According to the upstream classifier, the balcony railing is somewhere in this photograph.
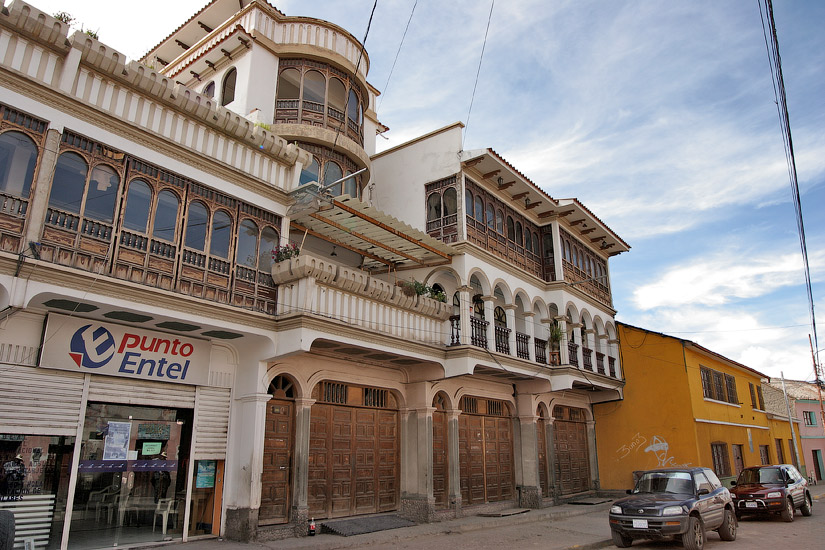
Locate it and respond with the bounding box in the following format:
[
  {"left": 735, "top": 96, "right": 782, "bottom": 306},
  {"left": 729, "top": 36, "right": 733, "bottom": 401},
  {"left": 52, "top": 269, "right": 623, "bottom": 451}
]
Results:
[
  {"left": 449, "top": 315, "right": 461, "bottom": 346},
  {"left": 495, "top": 326, "right": 511, "bottom": 354},
  {"left": 596, "top": 352, "right": 605, "bottom": 375},
  {"left": 513, "top": 332, "right": 528, "bottom": 360},
  {"left": 582, "top": 347, "right": 593, "bottom": 371},
  {"left": 535, "top": 338, "right": 547, "bottom": 364},
  {"left": 470, "top": 317, "right": 489, "bottom": 348},
  {"left": 568, "top": 342, "right": 579, "bottom": 367},
  {"left": 609, "top": 356, "right": 617, "bottom": 378}
]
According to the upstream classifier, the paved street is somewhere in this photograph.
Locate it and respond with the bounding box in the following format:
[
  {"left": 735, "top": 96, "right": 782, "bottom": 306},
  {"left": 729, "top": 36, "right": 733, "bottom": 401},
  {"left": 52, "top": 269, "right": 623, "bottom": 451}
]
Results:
[{"left": 171, "top": 484, "right": 825, "bottom": 550}]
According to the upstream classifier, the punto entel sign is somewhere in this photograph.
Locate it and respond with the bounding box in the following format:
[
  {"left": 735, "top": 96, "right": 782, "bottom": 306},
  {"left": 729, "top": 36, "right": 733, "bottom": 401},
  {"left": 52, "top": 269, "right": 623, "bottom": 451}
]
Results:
[{"left": 40, "top": 313, "right": 210, "bottom": 385}]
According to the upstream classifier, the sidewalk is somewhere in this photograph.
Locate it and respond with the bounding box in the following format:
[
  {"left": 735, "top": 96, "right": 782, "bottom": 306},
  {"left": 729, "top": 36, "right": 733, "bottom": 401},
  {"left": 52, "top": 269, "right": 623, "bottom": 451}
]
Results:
[{"left": 170, "top": 483, "right": 825, "bottom": 550}]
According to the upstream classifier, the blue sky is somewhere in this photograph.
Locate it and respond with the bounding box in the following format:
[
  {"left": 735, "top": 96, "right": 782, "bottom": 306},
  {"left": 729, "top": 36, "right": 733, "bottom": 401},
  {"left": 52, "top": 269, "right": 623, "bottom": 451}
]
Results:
[{"left": 26, "top": 0, "right": 825, "bottom": 382}]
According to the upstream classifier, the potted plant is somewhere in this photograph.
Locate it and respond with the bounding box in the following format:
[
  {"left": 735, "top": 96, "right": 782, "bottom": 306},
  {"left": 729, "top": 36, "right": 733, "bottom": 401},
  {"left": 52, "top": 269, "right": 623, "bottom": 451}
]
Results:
[{"left": 548, "top": 323, "right": 564, "bottom": 350}]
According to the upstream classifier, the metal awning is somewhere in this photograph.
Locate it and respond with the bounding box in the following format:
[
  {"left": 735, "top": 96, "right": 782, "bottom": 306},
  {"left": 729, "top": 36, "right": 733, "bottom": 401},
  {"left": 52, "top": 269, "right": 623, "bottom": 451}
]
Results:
[{"left": 289, "top": 192, "right": 454, "bottom": 270}]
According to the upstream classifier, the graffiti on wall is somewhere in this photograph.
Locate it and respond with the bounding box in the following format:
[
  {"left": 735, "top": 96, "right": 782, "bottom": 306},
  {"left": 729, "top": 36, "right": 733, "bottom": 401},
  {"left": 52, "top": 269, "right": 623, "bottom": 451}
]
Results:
[{"left": 616, "top": 433, "right": 691, "bottom": 467}]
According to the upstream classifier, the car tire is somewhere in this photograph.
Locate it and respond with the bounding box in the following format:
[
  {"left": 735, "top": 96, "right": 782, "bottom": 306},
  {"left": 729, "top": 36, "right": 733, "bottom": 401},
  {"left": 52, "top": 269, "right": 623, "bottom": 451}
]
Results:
[
  {"left": 681, "top": 515, "right": 704, "bottom": 550},
  {"left": 780, "top": 497, "right": 795, "bottom": 522},
  {"left": 611, "top": 530, "right": 633, "bottom": 548},
  {"left": 800, "top": 494, "right": 813, "bottom": 517},
  {"left": 717, "top": 508, "right": 737, "bottom": 541}
]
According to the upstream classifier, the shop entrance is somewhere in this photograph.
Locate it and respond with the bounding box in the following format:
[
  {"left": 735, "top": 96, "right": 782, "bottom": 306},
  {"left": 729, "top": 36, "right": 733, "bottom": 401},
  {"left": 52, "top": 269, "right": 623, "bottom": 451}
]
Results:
[
  {"left": 458, "top": 396, "right": 514, "bottom": 506},
  {"left": 553, "top": 405, "right": 590, "bottom": 496},
  {"left": 68, "top": 403, "right": 192, "bottom": 549}
]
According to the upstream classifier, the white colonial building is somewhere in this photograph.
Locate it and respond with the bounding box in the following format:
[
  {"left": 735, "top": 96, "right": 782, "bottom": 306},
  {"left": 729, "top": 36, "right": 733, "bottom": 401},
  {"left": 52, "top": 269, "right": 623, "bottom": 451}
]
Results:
[{"left": 0, "top": 0, "right": 628, "bottom": 547}]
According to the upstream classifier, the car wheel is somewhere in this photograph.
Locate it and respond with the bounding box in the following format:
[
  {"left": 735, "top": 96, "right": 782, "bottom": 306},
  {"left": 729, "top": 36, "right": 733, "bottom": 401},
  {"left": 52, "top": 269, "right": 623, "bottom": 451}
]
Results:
[
  {"left": 800, "top": 494, "right": 813, "bottom": 517},
  {"left": 611, "top": 530, "right": 633, "bottom": 548},
  {"left": 780, "top": 497, "right": 795, "bottom": 522},
  {"left": 681, "top": 515, "right": 704, "bottom": 550},
  {"left": 717, "top": 508, "right": 737, "bottom": 541}
]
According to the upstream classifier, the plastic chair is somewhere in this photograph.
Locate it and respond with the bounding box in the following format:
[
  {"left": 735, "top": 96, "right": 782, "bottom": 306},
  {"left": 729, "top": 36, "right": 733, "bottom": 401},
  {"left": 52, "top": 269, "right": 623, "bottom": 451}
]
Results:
[{"left": 152, "top": 498, "right": 178, "bottom": 535}]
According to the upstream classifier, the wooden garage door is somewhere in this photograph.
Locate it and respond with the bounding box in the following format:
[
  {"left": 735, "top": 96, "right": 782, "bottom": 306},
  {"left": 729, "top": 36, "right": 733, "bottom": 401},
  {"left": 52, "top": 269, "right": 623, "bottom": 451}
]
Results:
[
  {"left": 459, "top": 396, "right": 514, "bottom": 506},
  {"left": 308, "top": 382, "right": 399, "bottom": 518},
  {"left": 553, "top": 405, "right": 590, "bottom": 495},
  {"left": 259, "top": 399, "right": 293, "bottom": 524},
  {"left": 433, "top": 396, "right": 449, "bottom": 509}
]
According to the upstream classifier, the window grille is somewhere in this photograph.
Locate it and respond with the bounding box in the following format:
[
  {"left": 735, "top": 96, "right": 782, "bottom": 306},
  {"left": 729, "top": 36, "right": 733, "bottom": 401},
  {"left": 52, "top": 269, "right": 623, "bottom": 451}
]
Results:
[
  {"left": 487, "top": 400, "right": 503, "bottom": 416},
  {"left": 724, "top": 374, "right": 738, "bottom": 404},
  {"left": 1, "top": 103, "right": 48, "bottom": 133},
  {"left": 322, "top": 382, "right": 347, "bottom": 404},
  {"left": 364, "top": 387, "right": 387, "bottom": 408},
  {"left": 462, "top": 396, "right": 478, "bottom": 414}
]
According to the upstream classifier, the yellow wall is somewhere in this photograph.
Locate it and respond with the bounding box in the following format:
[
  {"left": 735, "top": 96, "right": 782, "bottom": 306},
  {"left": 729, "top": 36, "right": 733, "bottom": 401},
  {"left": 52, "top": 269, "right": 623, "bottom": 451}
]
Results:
[{"left": 768, "top": 416, "right": 806, "bottom": 473}]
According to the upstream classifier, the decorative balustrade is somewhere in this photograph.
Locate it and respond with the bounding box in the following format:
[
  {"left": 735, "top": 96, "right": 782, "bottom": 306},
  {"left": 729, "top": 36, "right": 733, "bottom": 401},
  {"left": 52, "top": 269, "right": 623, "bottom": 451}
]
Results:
[
  {"left": 449, "top": 315, "right": 461, "bottom": 346},
  {"left": 495, "top": 326, "right": 511, "bottom": 354},
  {"left": 596, "top": 352, "right": 605, "bottom": 375},
  {"left": 582, "top": 347, "right": 593, "bottom": 371},
  {"left": 534, "top": 338, "right": 547, "bottom": 364},
  {"left": 272, "top": 253, "right": 451, "bottom": 346},
  {"left": 516, "top": 332, "right": 530, "bottom": 360},
  {"left": 568, "top": 341, "right": 579, "bottom": 367}
]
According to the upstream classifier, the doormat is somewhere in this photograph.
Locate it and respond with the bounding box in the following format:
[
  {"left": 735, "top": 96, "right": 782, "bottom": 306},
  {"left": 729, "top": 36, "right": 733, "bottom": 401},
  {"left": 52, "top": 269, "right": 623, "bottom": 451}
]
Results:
[
  {"left": 321, "top": 515, "right": 416, "bottom": 537},
  {"left": 568, "top": 497, "right": 612, "bottom": 505},
  {"left": 478, "top": 508, "right": 529, "bottom": 517}
]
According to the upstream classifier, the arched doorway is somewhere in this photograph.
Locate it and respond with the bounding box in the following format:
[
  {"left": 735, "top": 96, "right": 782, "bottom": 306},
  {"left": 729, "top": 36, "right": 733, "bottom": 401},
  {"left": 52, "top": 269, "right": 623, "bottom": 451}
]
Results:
[
  {"left": 553, "top": 405, "right": 590, "bottom": 495},
  {"left": 259, "top": 375, "right": 295, "bottom": 524},
  {"left": 458, "top": 396, "right": 514, "bottom": 505}
]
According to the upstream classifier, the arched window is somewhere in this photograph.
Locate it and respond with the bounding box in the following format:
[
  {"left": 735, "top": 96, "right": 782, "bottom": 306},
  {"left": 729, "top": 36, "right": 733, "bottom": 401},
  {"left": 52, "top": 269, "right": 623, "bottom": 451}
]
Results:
[
  {"left": 347, "top": 89, "right": 360, "bottom": 123},
  {"left": 496, "top": 209, "right": 504, "bottom": 234},
  {"left": 202, "top": 81, "right": 215, "bottom": 99},
  {"left": 123, "top": 180, "right": 152, "bottom": 232},
  {"left": 464, "top": 190, "right": 474, "bottom": 218},
  {"left": 473, "top": 196, "right": 483, "bottom": 222},
  {"left": 524, "top": 229, "right": 532, "bottom": 252},
  {"left": 300, "top": 157, "right": 319, "bottom": 186},
  {"left": 564, "top": 240, "right": 571, "bottom": 261},
  {"left": 343, "top": 170, "right": 357, "bottom": 197},
  {"left": 507, "top": 216, "right": 515, "bottom": 241},
  {"left": 532, "top": 232, "right": 540, "bottom": 255},
  {"left": 210, "top": 210, "right": 232, "bottom": 258},
  {"left": 427, "top": 193, "right": 442, "bottom": 221},
  {"left": 515, "top": 221, "right": 523, "bottom": 246},
  {"left": 152, "top": 190, "right": 179, "bottom": 242},
  {"left": 185, "top": 201, "right": 208, "bottom": 251},
  {"left": 84, "top": 164, "right": 120, "bottom": 222},
  {"left": 473, "top": 295, "right": 485, "bottom": 319},
  {"left": 49, "top": 152, "right": 88, "bottom": 213},
  {"left": 485, "top": 203, "right": 494, "bottom": 228},
  {"left": 277, "top": 68, "right": 300, "bottom": 100},
  {"left": 572, "top": 246, "right": 578, "bottom": 268},
  {"left": 221, "top": 67, "right": 237, "bottom": 106},
  {"left": 543, "top": 233, "right": 554, "bottom": 257},
  {"left": 258, "top": 226, "right": 279, "bottom": 272},
  {"left": 443, "top": 188, "right": 457, "bottom": 216},
  {"left": 494, "top": 306, "right": 507, "bottom": 328},
  {"left": 303, "top": 70, "right": 325, "bottom": 105},
  {"left": 236, "top": 219, "right": 258, "bottom": 268},
  {"left": 322, "top": 161, "right": 343, "bottom": 194},
  {"left": 452, "top": 292, "right": 461, "bottom": 316},
  {"left": 0, "top": 130, "right": 38, "bottom": 198},
  {"left": 329, "top": 77, "right": 346, "bottom": 116}
]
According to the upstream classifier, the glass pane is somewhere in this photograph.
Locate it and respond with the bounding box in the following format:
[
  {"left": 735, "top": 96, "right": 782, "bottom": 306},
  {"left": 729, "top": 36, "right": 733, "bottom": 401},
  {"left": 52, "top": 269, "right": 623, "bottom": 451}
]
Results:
[
  {"left": 322, "top": 161, "right": 342, "bottom": 195},
  {"left": 347, "top": 89, "right": 359, "bottom": 123},
  {"left": 303, "top": 70, "right": 325, "bottom": 104},
  {"left": 202, "top": 81, "right": 215, "bottom": 99},
  {"left": 221, "top": 68, "right": 236, "bottom": 106},
  {"left": 185, "top": 201, "right": 208, "bottom": 251},
  {"left": 507, "top": 217, "right": 515, "bottom": 240},
  {"left": 210, "top": 210, "right": 232, "bottom": 258},
  {"left": 427, "top": 193, "right": 441, "bottom": 221},
  {"left": 515, "top": 222, "right": 523, "bottom": 245},
  {"left": 85, "top": 164, "right": 120, "bottom": 222},
  {"left": 0, "top": 130, "right": 38, "bottom": 198},
  {"left": 473, "top": 197, "right": 483, "bottom": 221},
  {"left": 343, "top": 171, "right": 358, "bottom": 197},
  {"left": 258, "top": 227, "right": 279, "bottom": 272},
  {"left": 525, "top": 230, "right": 532, "bottom": 251},
  {"left": 0, "top": 433, "right": 74, "bottom": 550},
  {"left": 329, "top": 77, "right": 346, "bottom": 112},
  {"left": 236, "top": 219, "right": 258, "bottom": 267},
  {"left": 49, "top": 152, "right": 88, "bottom": 213},
  {"left": 123, "top": 180, "right": 152, "bottom": 233},
  {"left": 277, "top": 68, "right": 300, "bottom": 100},
  {"left": 300, "top": 157, "right": 319, "bottom": 186},
  {"left": 496, "top": 210, "right": 503, "bottom": 234},
  {"left": 443, "top": 188, "right": 457, "bottom": 216},
  {"left": 533, "top": 233, "right": 540, "bottom": 255},
  {"left": 485, "top": 204, "right": 494, "bottom": 228},
  {"left": 68, "top": 403, "right": 192, "bottom": 549},
  {"left": 152, "top": 190, "right": 179, "bottom": 242},
  {"left": 464, "top": 190, "right": 473, "bottom": 218}
]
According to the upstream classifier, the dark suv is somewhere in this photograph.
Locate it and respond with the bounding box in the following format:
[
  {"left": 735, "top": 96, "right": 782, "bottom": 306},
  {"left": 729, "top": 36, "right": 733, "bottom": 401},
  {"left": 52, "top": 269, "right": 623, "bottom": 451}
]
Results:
[
  {"left": 608, "top": 467, "right": 736, "bottom": 549},
  {"left": 730, "top": 464, "right": 812, "bottom": 521}
]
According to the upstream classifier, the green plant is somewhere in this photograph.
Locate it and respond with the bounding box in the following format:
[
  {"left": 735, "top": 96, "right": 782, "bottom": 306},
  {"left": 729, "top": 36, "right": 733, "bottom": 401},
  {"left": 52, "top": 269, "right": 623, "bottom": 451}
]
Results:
[
  {"left": 53, "top": 11, "right": 74, "bottom": 25},
  {"left": 271, "top": 243, "right": 300, "bottom": 263},
  {"left": 84, "top": 28, "right": 99, "bottom": 40},
  {"left": 400, "top": 280, "right": 446, "bottom": 301},
  {"left": 548, "top": 323, "right": 564, "bottom": 349},
  {"left": 429, "top": 289, "right": 446, "bottom": 303}
]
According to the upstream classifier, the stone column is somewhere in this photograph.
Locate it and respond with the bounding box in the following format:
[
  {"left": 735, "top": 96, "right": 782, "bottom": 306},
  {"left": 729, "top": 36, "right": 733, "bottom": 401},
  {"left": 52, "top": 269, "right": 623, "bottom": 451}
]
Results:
[
  {"left": 482, "top": 295, "right": 495, "bottom": 351},
  {"left": 290, "top": 397, "right": 315, "bottom": 533},
  {"left": 514, "top": 393, "right": 540, "bottom": 508},
  {"left": 225, "top": 392, "right": 271, "bottom": 542},
  {"left": 400, "top": 405, "right": 436, "bottom": 523},
  {"left": 504, "top": 304, "right": 517, "bottom": 357},
  {"left": 447, "top": 408, "right": 462, "bottom": 513},
  {"left": 546, "top": 417, "right": 560, "bottom": 504},
  {"left": 587, "top": 420, "right": 600, "bottom": 491},
  {"left": 523, "top": 311, "right": 536, "bottom": 361},
  {"left": 555, "top": 316, "right": 569, "bottom": 365},
  {"left": 458, "top": 285, "right": 473, "bottom": 346},
  {"left": 24, "top": 128, "right": 61, "bottom": 247}
]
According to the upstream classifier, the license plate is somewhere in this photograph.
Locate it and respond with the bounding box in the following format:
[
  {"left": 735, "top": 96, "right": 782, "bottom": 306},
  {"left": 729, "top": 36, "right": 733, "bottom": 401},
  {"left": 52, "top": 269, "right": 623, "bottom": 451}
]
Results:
[
  {"left": 632, "top": 519, "right": 649, "bottom": 529},
  {"left": 745, "top": 502, "right": 757, "bottom": 508}
]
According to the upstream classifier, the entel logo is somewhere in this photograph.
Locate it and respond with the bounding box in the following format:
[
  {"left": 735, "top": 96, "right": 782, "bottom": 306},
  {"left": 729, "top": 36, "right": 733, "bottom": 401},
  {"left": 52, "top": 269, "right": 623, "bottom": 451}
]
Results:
[{"left": 69, "top": 324, "right": 116, "bottom": 369}]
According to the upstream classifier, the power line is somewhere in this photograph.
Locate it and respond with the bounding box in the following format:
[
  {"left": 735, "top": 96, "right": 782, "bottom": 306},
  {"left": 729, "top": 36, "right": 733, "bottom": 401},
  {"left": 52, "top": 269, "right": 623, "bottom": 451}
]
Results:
[
  {"left": 463, "top": 0, "right": 495, "bottom": 151},
  {"left": 376, "top": 0, "right": 418, "bottom": 115}
]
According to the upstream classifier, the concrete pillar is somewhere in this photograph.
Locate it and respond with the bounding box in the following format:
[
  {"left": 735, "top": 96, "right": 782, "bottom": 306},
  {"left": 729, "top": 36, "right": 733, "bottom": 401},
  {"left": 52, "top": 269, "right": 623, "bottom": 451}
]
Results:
[
  {"left": 587, "top": 420, "right": 600, "bottom": 490},
  {"left": 524, "top": 311, "right": 536, "bottom": 361},
  {"left": 290, "top": 397, "right": 315, "bottom": 529},
  {"left": 447, "top": 408, "right": 462, "bottom": 512},
  {"left": 24, "top": 128, "right": 61, "bottom": 247},
  {"left": 400, "top": 405, "right": 436, "bottom": 523},
  {"left": 546, "top": 417, "right": 560, "bottom": 504},
  {"left": 458, "top": 285, "right": 473, "bottom": 346},
  {"left": 570, "top": 322, "right": 583, "bottom": 367},
  {"left": 504, "top": 304, "right": 516, "bottom": 356},
  {"left": 482, "top": 295, "right": 494, "bottom": 351},
  {"left": 514, "top": 393, "right": 540, "bottom": 508},
  {"left": 556, "top": 316, "right": 569, "bottom": 365}
]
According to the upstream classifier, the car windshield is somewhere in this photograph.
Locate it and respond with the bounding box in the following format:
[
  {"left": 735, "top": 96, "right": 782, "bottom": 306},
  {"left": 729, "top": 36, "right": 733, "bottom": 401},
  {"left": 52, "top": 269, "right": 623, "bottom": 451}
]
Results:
[
  {"left": 738, "top": 468, "right": 782, "bottom": 485},
  {"left": 634, "top": 471, "right": 694, "bottom": 495}
]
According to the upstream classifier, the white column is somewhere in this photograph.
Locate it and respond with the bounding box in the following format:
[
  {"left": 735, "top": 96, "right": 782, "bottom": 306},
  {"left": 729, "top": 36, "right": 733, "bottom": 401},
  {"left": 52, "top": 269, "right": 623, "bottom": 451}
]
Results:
[{"left": 504, "top": 304, "right": 517, "bottom": 356}]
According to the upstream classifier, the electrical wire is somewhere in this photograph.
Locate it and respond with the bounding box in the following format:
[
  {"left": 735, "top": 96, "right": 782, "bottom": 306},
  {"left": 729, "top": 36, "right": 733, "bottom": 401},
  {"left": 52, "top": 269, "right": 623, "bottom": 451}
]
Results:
[
  {"left": 462, "top": 0, "right": 495, "bottom": 151},
  {"left": 376, "top": 0, "right": 418, "bottom": 115}
]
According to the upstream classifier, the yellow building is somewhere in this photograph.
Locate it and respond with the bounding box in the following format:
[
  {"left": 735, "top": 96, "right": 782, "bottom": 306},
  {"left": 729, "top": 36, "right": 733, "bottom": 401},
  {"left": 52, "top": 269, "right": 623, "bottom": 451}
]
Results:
[{"left": 594, "top": 323, "right": 804, "bottom": 490}]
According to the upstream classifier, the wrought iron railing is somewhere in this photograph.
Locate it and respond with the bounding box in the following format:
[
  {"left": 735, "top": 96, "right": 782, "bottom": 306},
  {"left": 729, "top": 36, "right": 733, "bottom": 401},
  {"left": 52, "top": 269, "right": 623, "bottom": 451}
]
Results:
[
  {"left": 449, "top": 315, "right": 461, "bottom": 346},
  {"left": 568, "top": 341, "right": 579, "bottom": 367},
  {"left": 495, "top": 326, "right": 511, "bottom": 354},
  {"left": 516, "top": 332, "right": 530, "bottom": 360},
  {"left": 470, "top": 317, "right": 488, "bottom": 349},
  {"left": 596, "top": 352, "right": 605, "bottom": 375},
  {"left": 582, "top": 347, "right": 593, "bottom": 371},
  {"left": 534, "top": 338, "right": 547, "bottom": 364}
]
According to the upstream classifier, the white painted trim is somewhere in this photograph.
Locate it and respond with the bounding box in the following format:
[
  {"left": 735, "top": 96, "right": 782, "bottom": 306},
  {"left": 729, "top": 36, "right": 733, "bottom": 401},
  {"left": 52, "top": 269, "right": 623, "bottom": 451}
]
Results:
[{"left": 694, "top": 418, "right": 769, "bottom": 430}]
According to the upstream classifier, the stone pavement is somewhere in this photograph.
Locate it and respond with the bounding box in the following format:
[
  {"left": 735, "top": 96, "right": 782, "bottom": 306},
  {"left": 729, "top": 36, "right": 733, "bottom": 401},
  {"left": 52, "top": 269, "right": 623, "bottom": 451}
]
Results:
[{"left": 166, "top": 482, "right": 825, "bottom": 550}]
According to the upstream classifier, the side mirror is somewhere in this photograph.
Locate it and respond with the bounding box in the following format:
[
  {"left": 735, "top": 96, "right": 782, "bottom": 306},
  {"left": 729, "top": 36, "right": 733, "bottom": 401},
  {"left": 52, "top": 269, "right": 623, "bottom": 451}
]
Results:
[{"left": 697, "top": 488, "right": 710, "bottom": 496}]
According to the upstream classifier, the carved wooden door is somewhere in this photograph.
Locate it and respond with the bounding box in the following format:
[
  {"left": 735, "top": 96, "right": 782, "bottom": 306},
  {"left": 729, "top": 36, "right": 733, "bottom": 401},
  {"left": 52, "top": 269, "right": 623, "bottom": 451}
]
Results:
[{"left": 259, "top": 399, "right": 293, "bottom": 524}]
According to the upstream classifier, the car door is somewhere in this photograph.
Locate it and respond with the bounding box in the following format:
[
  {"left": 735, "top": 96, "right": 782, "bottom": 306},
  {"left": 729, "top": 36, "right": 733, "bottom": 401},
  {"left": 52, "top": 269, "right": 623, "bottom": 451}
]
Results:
[
  {"left": 784, "top": 467, "right": 804, "bottom": 508},
  {"left": 694, "top": 470, "right": 724, "bottom": 529}
]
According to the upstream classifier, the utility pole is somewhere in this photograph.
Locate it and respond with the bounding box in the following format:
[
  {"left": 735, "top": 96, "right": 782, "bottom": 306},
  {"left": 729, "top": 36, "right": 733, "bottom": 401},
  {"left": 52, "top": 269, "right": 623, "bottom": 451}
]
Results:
[
  {"left": 781, "top": 372, "right": 803, "bottom": 470},
  {"left": 810, "top": 335, "right": 825, "bottom": 437}
]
